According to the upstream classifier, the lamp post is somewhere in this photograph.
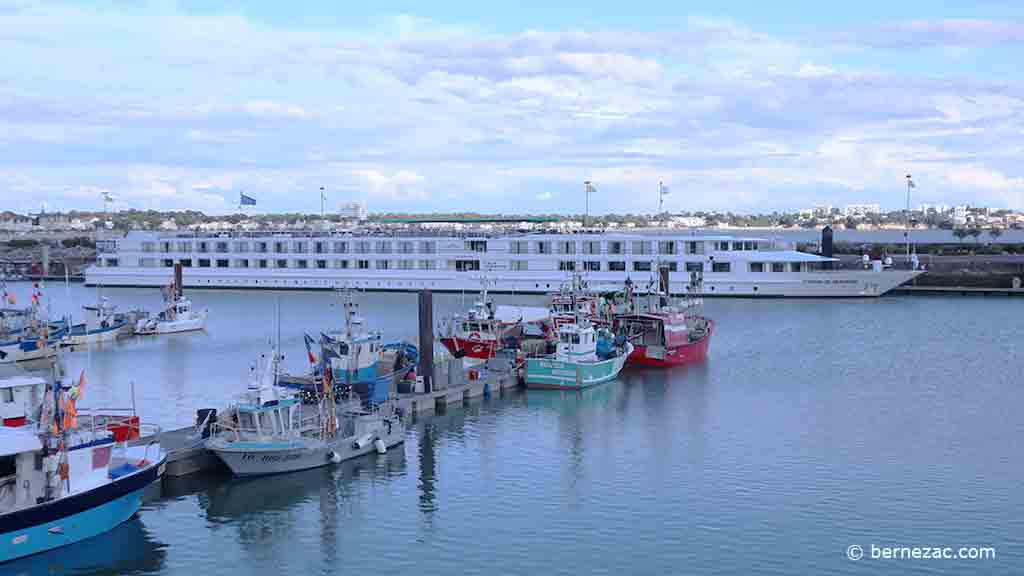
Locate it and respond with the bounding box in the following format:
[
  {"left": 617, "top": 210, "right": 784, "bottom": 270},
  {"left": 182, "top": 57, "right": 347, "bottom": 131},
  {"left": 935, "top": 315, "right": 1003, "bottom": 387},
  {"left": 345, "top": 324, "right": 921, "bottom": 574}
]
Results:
[{"left": 583, "top": 181, "right": 596, "bottom": 228}]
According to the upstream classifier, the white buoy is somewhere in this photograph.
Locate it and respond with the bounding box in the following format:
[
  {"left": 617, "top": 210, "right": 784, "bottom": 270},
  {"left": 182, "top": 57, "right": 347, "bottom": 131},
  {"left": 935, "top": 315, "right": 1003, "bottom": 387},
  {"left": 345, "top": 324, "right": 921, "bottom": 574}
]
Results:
[
  {"left": 374, "top": 438, "right": 387, "bottom": 454},
  {"left": 329, "top": 451, "right": 341, "bottom": 463}
]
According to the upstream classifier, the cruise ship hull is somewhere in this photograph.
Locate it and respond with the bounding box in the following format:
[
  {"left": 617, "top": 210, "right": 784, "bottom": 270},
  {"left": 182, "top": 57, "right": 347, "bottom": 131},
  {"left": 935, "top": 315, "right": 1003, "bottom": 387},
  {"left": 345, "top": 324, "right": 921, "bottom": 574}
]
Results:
[{"left": 86, "top": 268, "right": 921, "bottom": 298}]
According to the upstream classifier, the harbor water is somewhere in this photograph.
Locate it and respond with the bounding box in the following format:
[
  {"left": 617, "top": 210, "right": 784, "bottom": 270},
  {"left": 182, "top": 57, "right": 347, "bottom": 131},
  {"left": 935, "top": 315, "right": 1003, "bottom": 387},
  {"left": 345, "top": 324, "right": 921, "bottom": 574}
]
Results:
[{"left": 3, "top": 283, "right": 1022, "bottom": 575}]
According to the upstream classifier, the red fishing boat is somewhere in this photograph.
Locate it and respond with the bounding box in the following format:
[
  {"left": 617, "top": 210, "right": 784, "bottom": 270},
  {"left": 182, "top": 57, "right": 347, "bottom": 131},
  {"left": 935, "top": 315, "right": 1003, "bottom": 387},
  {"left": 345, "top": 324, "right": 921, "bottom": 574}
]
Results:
[
  {"left": 612, "top": 269, "right": 713, "bottom": 367},
  {"left": 439, "top": 282, "right": 551, "bottom": 360}
]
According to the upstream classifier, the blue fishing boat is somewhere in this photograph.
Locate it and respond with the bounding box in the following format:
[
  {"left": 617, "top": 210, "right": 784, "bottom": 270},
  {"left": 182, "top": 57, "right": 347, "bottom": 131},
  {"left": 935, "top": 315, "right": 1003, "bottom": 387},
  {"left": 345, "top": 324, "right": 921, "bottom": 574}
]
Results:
[
  {"left": 524, "top": 320, "right": 632, "bottom": 390},
  {"left": 278, "top": 290, "right": 418, "bottom": 404},
  {"left": 66, "top": 298, "right": 128, "bottom": 345},
  {"left": 0, "top": 377, "right": 166, "bottom": 563},
  {"left": 0, "top": 297, "right": 67, "bottom": 364}
]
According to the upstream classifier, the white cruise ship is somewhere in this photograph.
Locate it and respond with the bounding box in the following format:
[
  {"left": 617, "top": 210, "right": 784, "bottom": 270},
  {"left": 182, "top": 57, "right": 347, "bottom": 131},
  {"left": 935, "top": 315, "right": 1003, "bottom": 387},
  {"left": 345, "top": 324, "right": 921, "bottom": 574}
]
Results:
[{"left": 85, "top": 230, "right": 920, "bottom": 297}]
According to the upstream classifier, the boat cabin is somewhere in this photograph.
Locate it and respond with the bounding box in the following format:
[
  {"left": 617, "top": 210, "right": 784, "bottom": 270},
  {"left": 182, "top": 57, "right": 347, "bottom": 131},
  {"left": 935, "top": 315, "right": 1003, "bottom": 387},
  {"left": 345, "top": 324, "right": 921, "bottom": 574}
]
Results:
[
  {"left": 0, "top": 375, "right": 45, "bottom": 427},
  {"left": 555, "top": 322, "right": 598, "bottom": 362}
]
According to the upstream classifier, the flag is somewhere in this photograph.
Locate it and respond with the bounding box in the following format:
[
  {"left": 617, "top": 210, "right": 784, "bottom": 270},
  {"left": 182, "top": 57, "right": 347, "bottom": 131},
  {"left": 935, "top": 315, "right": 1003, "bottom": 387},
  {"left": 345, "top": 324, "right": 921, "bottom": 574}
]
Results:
[
  {"left": 906, "top": 175, "right": 916, "bottom": 188},
  {"left": 584, "top": 181, "right": 596, "bottom": 194},
  {"left": 62, "top": 396, "right": 77, "bottom": 430},
  {"left": 303, "top": 333, "right": 318, "bottom": 365},
  {"left": 240, "top": 192, "right": 256, "bottom": 206},
  {"left": 320, "top": 186, "right": 327, "bottom": 201},
  {"left": 659, "top": 182, "right": 670, "bottom": 195}
]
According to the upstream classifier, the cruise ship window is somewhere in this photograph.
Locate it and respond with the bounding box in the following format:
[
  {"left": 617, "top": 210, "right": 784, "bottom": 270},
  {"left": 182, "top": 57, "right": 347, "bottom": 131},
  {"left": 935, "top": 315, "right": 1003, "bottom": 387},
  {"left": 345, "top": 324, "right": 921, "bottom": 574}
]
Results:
[
  {"left": 216, "top": 242, "right": 228, "bottom": 253},
  {"left": 536, "top": 241, "right": 551, "bottom": 254},
  {"left": 163, "top": 259, "right": 174, "bottom": 267},
  {"left": 297, "top": 260, "right": 309, "bottom": 269},
  {"left": 179, "top": 242, "right": 192, "bottom": 252},
  {"left": 791, "top": 263, "right": 802, "bottom": 272},
  {"left": 744, "top": 241, "right": 754, "bottom": 250},
  {"left": 559, "top": 261, "right": 576, "bottom": 271},
  {"left": 608, "top": 242, "right": 622, "bottom": 255},
  {"left": 199, "top": 259, "right": 211, "bottom": 268},
  {"left": 357, "top": 260, "right": 369, "bottom": 269},
  {"left": 685, "top": 262, "right": 703, "bottom": 272},
  {"left": 750, "top": 262, "right": 765, "bottom": 272},
  {"left": 317, "top": 260, "right": 327, "bottom": 269},
  {"left": 256, "top": 242, "right": 268, "bottom": 253},
  {"left": 665, "top": 262, "right": 678, "bottom": 272},
  {"left": 236, "top": 260, "right": 249, "bottom": 268},
  {"left": 258, "top": 260, "right": 268, "bottom": 269},
  {"left": 315, "top": 242, "right": 325, "bottom": 254},
  {"left": 584, "top": 261, "right": 600, "bottom": 271},
  {"left": 276, "top": 259, "right": 287, "bottom": 268},
  {"left": 181, "top": 259, "right": 192, "bottom": 267},
  {"left": 198, "top": 242, "right": 208, "bottom": 253},
  {"left": 334, "top": 241, "right": 348, "bottom": 254},
  {"left": 216, "top": 259, "right": 229, "bottom": 268},
  {"left": 609, "top": 261, "right": 626, "bottom": 272},
  {"left": 712, "top": 262, "right": 731, "bottom": 272},
  {"left": 771, "top": 262, "right": 785, "bottom": 272},
  {"left": 633, "top": 261, "right": 652, "bottom": 272}
]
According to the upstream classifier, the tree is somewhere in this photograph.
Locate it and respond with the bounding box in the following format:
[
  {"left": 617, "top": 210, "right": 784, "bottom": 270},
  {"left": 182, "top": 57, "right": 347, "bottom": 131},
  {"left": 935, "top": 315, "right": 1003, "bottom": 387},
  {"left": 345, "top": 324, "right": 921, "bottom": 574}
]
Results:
[
  {"left": 952, "top": 228, "right": 968, "bottom": 243},
  {"left": 967, "top": 227, "right": 982, "bottom": 244},
  {"left": 844, "top": 217, "right": 858, "bottom": 230},
  {"left": 988, "top": 227, "right": 1004, "bottom": 243}
]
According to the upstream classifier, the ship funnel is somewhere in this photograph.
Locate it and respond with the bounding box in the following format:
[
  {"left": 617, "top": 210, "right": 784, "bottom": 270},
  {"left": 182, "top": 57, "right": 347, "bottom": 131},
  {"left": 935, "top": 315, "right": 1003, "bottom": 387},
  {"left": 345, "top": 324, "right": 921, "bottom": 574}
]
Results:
[
  {"left": 658, "top": 265, "right": 671, "bottom": 306},
  {"left": 174, "top": 262, "right": 183, "bottom": 298},
  {"left": 821, "top": 226, "right": 834, "bottom": 270}
]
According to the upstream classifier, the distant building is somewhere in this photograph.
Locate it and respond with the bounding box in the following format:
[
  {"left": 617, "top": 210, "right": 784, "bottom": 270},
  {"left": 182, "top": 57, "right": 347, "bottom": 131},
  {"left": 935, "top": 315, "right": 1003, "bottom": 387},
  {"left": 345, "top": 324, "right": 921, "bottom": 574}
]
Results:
[
  {"left": 671, "top": 216, "right": 707, "bottom": 228},
  {"left": 338, "top": 201, "right": 368, "bottom": 220},
  {"left": 844, "top": 203, "right": 881, "bottom": 218}
]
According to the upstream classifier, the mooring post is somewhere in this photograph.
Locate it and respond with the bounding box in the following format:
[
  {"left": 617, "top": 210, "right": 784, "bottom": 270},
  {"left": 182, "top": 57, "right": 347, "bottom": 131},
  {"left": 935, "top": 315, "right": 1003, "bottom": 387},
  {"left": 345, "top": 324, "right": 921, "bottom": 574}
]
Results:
[{"left": 418, "top": 290, "right": 434, "bottom": 394}]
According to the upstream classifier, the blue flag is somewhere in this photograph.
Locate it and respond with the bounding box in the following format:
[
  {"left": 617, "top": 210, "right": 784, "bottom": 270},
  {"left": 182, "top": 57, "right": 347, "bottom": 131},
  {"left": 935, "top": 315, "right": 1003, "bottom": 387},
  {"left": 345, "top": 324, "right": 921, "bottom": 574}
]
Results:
[{"left": 239, "top": 192, "right": 256, "bottom": 206}]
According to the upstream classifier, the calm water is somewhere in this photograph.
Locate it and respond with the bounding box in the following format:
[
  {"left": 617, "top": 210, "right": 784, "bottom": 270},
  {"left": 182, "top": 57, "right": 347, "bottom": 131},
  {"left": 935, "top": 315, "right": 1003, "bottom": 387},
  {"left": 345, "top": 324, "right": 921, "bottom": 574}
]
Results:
[{"left": 4, "top": 283, "right": 1023, "bottom": 575}]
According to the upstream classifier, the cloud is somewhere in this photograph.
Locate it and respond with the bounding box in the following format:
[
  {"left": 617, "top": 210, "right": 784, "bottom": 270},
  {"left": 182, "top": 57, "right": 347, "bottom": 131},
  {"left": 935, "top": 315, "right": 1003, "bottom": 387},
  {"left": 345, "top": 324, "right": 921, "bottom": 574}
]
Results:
[
  {"left": 348, "top": 169, "right": 428, "bottom": 200},
  {"left": 1, "top": 5, "right": 1023, "bottom": 212},
  {"left": 843, "top": 19, "right": 1024, "bottom": 49}
]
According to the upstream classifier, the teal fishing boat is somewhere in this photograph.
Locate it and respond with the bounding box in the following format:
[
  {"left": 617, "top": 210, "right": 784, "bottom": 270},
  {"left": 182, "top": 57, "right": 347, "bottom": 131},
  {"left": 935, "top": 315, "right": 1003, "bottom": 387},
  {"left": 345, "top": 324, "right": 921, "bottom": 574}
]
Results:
[{"left": 524, "top": 320, "right": 632, "bottom": 390}]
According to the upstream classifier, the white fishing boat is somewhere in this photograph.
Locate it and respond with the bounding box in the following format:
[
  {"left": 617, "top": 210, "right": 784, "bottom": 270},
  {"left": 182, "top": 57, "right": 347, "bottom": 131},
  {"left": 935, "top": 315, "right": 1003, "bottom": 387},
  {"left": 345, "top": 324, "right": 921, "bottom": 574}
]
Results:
[
  {"left": 134, "top": 263, "right": 207, "bottom": 335},
  {"left": 65, "top": 298, "right": 128, "bottom": 345},
  {"left": 206, "top": 349, "right": 405, "bottom": 477},
  {"left": 0, "top": 373, "right": 165, "bottom": 563}
]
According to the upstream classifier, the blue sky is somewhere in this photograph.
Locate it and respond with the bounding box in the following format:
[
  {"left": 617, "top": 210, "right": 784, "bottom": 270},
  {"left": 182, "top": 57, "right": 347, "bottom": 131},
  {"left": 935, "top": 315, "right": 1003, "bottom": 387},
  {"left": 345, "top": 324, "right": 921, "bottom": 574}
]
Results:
[{"left": 2, "top": 1, "right": 1023, "bottom": 215}]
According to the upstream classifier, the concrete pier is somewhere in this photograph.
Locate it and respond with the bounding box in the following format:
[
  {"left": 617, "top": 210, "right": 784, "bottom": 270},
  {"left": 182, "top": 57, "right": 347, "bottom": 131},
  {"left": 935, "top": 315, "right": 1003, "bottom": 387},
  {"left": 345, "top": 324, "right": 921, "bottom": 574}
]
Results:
[{"left": 145, "top": 290, "right": 526, "bottom": 478}]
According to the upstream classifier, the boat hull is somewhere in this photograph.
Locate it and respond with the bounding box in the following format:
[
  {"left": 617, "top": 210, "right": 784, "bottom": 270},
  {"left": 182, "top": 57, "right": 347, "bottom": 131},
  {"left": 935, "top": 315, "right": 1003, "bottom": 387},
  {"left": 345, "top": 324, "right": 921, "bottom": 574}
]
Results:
[
  {"left": 627, "top": 322, "right": 713, "bottom": 367},
  {"left": 525, "top": 344, "right": 631, "bottom": 390},
  {"left": 439, "top": 336, "right": 498, "bottom": 360},
  {"left": 137, "top": 315, "right": 206, "bottom": 335},
  {"left": 66, "top": 322, "right": 126, "bottom": 345},
  {"left": 0, "top": 340, "right": 58, "bottom": 364},
  {"left": 208, "top": 422, "right": 405, "bottom": 477},
  {"left": 0, "top": 456, "right": 164, "bottom": 563}
]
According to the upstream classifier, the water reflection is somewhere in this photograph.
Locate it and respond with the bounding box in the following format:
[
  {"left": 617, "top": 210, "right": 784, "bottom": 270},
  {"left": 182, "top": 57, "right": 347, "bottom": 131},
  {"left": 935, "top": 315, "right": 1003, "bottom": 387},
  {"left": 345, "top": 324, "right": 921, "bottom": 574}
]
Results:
[{"left": 4, "top": 517, "right": 166, "bottom": 576}]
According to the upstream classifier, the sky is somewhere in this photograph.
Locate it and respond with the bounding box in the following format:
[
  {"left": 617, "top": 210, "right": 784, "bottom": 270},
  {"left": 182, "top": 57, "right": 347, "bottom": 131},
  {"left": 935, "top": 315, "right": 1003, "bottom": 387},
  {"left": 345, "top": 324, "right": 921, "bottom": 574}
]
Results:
[{"left": 2, "top": 1, "right": 1024, "bottom": 215}]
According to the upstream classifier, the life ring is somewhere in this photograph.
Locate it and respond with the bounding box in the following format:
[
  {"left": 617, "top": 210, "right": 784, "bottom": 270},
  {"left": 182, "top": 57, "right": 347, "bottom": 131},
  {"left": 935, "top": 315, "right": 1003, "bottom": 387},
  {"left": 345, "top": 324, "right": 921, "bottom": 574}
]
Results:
[
  {"left": 467, "top": 331, "right": 481, "bottom": 341},
  {"left": 471, "top": 345, "right": 484, "bottom": 354}
]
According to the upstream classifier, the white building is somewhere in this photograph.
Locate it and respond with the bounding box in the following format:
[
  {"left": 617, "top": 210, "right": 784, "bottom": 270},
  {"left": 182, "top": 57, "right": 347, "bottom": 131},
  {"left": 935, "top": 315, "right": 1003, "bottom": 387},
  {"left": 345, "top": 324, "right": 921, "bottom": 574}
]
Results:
[
  {"left": 671, "top": 216, "right": 707, "bottom": 228},
  {"left": 338, "top": 201, "right": 368, "bottom": 220},
  {"left": 844, "top": 203, "right": 881, "bottom": 218}
]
